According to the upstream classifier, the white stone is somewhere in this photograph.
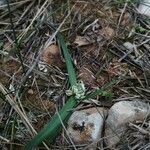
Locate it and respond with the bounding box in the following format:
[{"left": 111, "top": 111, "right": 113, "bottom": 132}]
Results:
[
  {"left": 138, "top": 0, "right": 150, "bottom": 17},
  {"left": 67, "top": 107, "right": 107, "bottom": 144},
  {"left": 9, "top": 84, "right": 15, "bottom": 94},
  {"left": 123, "top": 42, "right": 135, "bottom": 51},
  {"left": 105, "top": 100, "right": 150, "bottom": 147},
  {"left": 38, "top": 61, "right": 46, "bottom": 71}
]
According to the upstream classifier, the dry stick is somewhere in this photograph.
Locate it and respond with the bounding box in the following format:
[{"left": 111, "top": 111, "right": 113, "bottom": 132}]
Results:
[
  {"left": 55, "top": 106, "right": 77, "bottom": 150},
  {"left": 133, "top": 72, "right": 145, "bottom": 88},
  {"left": 16, "top": 3, "right": 76, "bottom": 96},
  {"left": 114, "top": 95, "right": 140, "bottom": 101},
  {"left": 2, "top": 1, "right": 50, "bottom": 51},
  {"left": 0, "top": 135, "right": 10, "bottom": 143},
  {"left": 10, "top": 68, "right": 29, "bottom": 118},
  {"left": 0, "top": 83, "right": 50, "bottom": 150},
  {"left": 34, "top": 78, "right": 52, "bottom": 117},
  {"left": 9, "top": 62, "right": 50, "bottom": 149},
  {"left": 140, "top": 60, "right": 150, "bottom": 87},
  {"left": 83, "top": 19, "right": 99, "bottom": 33},
  {"left": 118, "top": 48, "right": 134, "bottom": 62},
  {"left": 117, "top": 2, "right": 127, "bottom": 31},
  {"left": 0, "top": 29, "right": 27, "bottom": 32},
  {"left": 0, "top": 0, "right": 31, "bottom": 9},
  {"left": 18, "top": 3, "right": 75, "bottom": 148},
  {"left": 1, "top": 3, "right": 75, "bottom": 147},
  {"left": 19, "top": 0, "right": 51, "bottom": 40},
  {"left": 0, "top": 84, "right": 35, "bottom": 135},
  {"left": 129, "top": 123, "right": 150, "bottom": 135},
  {"left": 137, "top": 39, "right": 150, "bottom": 47},
  {"left": 6, "top": 0, "right": 25, "bottom": 73},
  {"left": 44, "top": 4, "right": 76, "bottom": 49},
  {"left": 16, "top": 1, "right": 34, "bottom": 25}
]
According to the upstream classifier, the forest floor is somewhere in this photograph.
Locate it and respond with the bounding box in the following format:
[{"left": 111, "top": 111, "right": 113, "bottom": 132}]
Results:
[{"left": 0, "top": 0, "right": 150, "bottom": 149}]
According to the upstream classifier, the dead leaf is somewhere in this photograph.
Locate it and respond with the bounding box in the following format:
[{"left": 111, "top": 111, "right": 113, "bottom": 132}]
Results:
[
  {"left": 26, "top": 91, "right": 55, "bottom": 112},
  {"left": 121, "top": 12, "right": 132, "bottom": 27},
  {"left": 96, "top": 75, "right": 106, "bottom": 87},
  {"left": 37, "top": 100, "right": 55, "bottom": 112},
  {"left": 100, "top": 26, "right": 115, "bottom": 39},
  {"left": 78, "top": 66, "right": 96, "bottom": 87},
  {"left": 42, "top": 44, "right": 64, "bottom": 68},
  {"left": 106, "top": 59, "right": 128, "bottom": 78},
  {"left": 73, "top": 36, "right": 91, "bottom": 46}
]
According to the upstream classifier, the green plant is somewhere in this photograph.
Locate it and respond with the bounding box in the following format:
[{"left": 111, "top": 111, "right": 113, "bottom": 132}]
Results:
[
  {"left": 134, "top": 24, "right": 147, "bottom": 33},
  {"left": 24, "top": 32, "right": 112, "bottom": 150}
]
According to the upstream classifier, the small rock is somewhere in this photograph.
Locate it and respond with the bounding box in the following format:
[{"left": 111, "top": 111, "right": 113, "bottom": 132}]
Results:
[
  {"left": 138, "top": 0, "right": 150, "bottom": 17},
  {"left": 123, "top": 42, "right": 135, "bottom": 51},
  {"left": 67, "top": 107, "right": 107, "bottom": 144},
  {"left": 27, "top": 89, "right": 34, "bottom": 95},
  {"left": 38, "top": 61, "right": 47, "bottom": 72},
  {"left": 105, "top": 100, "right": 150, "bottom": 147},
  {"left": 9, "top": 84, "right": 15, "bottom": 94}
]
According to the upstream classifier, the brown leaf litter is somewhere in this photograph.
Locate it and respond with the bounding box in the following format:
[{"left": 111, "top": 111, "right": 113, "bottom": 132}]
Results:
[
  {"left": 106, "top": 58, "right": 129, "bottom": 78},
  {"left": 42, "top": 44, "right": 64, "bottom": 68},
  {"left": 26, "top": 88, "right": 55, "bottom": 112}
]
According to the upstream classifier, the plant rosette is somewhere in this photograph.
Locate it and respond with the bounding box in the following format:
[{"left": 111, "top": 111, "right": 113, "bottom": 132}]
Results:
[{"left": 66, "top": 81, "right": 85, "bottom": 99}]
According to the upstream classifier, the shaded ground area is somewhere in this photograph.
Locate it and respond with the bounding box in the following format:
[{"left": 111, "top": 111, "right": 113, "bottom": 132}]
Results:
[{"left": 0, "top": 0, "right": 150, "bottom": 149}]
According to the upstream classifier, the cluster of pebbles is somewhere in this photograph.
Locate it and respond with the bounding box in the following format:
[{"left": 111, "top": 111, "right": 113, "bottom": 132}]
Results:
[{"left": 67, "top": 100, "right": 150, "bottom": 149}]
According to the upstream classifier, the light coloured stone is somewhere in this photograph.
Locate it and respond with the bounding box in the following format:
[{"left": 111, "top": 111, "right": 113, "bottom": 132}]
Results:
[
  {"left": 138, "top": 0, "right": 150, "bottom": 17},
  {"left": 123, "top": 42, "right": 135, "bottom": 51},
  {"left": 105, "top": 100, "right": 150, "bottom": 147},
  {"left": 67, "top": 107, "right": 107, "bottom": 144}
]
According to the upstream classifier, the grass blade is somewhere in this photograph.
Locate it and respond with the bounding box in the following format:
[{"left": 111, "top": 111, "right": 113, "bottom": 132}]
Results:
[
  {"left": 25, "top": 33, "right": 78, "bottom": 149},
  {"left": 24, "top": 32, "right": 113, "bottom": 149},
  {"left": 24, "top": 96, "right": 77, "bottom": 149},
  {"left": 57, "top": 33, "right": 77, "bottom": 86}
]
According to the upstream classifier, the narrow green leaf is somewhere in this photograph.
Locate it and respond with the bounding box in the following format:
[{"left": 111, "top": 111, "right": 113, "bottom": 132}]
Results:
[
  {"left": 57, "top": 33, "right": 77, "bottom": 86},
  {"left": 25, "top": 33, "right": 78, "bottom": 149},
  {"left": 24, "top": 96, "right": 77, "bottom": 150},
  {"left": 24, "top": 32, "right": 113, "bottom": 150}
]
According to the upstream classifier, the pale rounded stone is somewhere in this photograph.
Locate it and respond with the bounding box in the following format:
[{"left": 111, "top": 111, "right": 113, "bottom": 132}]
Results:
[
  {"left": 67, "top": 107, "right": 107, "bottom": 144},
  {"left": 138, "top": 0, "right": 150, "bottom": 17},
  {"left": 123, "top": 42, "right": 134, "bottom": 51},
  {"left": 105, "top": 100, "right": 150, "bottom": 147}
]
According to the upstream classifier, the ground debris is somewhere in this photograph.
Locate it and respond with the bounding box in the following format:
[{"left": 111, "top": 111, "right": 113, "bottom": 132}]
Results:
[{"left": 0, "top": 0, "right": 150, "bottom": 149}]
